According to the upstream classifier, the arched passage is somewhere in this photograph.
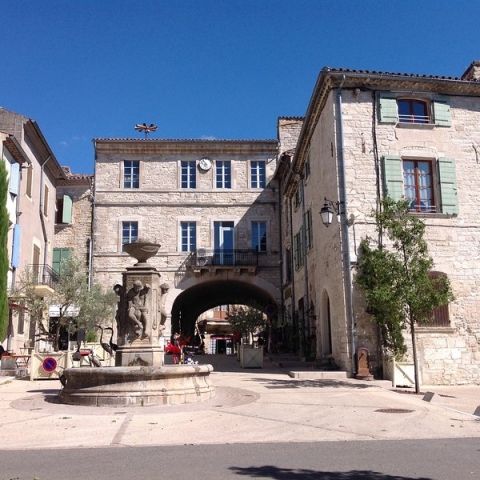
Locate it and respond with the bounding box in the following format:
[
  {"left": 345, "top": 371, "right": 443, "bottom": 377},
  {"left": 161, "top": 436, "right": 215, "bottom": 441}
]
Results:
[{"left": 171, "top": 279, "right": 278, "bottom": 338}]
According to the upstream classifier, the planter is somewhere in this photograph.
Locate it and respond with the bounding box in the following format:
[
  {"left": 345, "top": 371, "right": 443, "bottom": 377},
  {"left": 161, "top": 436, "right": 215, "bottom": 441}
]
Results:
[
  {"left": 383, "top": 356, "right": 420, "bottom": 388},
  {"left": 239, "top": 345, "right": 263, "bottom": 368}
]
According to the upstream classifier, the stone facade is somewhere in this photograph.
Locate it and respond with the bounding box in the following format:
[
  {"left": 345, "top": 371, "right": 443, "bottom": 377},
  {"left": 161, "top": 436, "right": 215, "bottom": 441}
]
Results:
[
  {"left": 0, "top": 108, "right": 66, "bottom": 354},
  {"left": 54, "top": 169, "right": 93, "bottom": 275},
  {"left": 93, "top": 139, "right": 281, "bottom": 346},
  {"left": 280, "top": 65, "right": 480, "bottom": 384}
]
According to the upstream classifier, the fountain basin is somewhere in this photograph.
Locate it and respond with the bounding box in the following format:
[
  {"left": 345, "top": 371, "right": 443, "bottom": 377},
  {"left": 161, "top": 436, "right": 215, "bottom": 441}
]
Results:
[{"left": 59, "top": 364, "right": 215, "bottom": 407}]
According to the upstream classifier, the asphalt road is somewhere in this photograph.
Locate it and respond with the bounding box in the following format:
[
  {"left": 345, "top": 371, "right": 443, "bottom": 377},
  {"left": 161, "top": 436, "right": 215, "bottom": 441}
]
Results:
[{"left": 0, "top": 438, "right": 478, "bottom": 480}]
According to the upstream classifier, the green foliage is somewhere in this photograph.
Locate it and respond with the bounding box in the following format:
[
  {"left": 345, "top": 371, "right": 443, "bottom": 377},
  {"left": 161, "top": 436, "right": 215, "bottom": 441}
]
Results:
[
  {"left": 227, "top": 305, "right": 267, "bottom": 344},
  {"left": 356, "top": 197, "right": 454, "bottom": 356},
  {"left": 16, "top": 256, "right": 117, "bottom": 350},
  {"left": 0, "top": 161, "right": 8, "bottom": 340}
]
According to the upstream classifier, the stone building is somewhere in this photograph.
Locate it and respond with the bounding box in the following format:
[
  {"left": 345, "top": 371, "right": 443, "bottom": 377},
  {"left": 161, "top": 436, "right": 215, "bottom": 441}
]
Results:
[
  {"left": 0, "top": 108, "right": 66, "bottom": 354},
  {"left": 92, "top": 138, "right": 280, "bottom": 347},
  {"left": 53, "top": 167, "right": 93, "bottom": 278},
  {"left": 277, "top": 62, "right": 480, "bottom": 384}
]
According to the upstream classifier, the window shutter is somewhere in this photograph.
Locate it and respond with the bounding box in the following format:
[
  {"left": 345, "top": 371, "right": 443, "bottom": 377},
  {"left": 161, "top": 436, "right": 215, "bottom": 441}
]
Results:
[
  {"left": 379, "top": 96, "right": 398, "bottom": 123},
  {"left": 9, "top": 162, "right": 20, "bottom": 196},
  {"left": 62, "top": 195, "right": 73, "bottom": 224},
  {"left": 382, "top": 156, "right": 403, "bottom": 201},
  {"left": 11, "top": 224, "right": 21, "bottom": 268},
  {"left": 438, "top": 157, "right": 458, "bottom": 215},
  {"left": 52, "top": 248, "right": 62, "bottom": 274},
  {"left": 433, "top": 101, "right": 452, "bottom": 127}
]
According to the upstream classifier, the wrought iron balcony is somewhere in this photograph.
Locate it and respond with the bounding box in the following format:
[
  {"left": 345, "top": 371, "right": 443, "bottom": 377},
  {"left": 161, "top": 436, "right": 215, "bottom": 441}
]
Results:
[
  {"left": 28, "top": 264, "right": 59, "bottom": 291},
  {"left": 189, "top": 249, "right": 260, "bottom": 268}
]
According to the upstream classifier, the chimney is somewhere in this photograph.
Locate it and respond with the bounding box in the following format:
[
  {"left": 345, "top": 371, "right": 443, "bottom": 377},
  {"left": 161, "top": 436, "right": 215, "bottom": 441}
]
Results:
[{"left": 461, "top": 61, "right": 480, "bottom": 81}]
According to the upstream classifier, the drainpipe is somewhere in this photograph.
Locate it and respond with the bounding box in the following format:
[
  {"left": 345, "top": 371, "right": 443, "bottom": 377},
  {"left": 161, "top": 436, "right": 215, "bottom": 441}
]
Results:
[{"left": 335, "top": 76, "right": 357, "bottom": 375}]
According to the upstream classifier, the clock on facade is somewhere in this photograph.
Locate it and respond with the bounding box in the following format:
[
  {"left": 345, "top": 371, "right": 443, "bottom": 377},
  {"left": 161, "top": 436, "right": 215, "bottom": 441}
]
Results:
[{"left": 198, "top": 157, "right": 212, "bottom": 171}]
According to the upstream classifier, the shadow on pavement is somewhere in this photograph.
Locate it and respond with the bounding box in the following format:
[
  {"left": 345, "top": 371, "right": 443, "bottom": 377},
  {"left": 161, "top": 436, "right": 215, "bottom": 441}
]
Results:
[
  {"left": 229, "top": 466, "right": 432, "bottom": 479},
  {"left": 249, "top": 378, "right": 376, "bottom": 389}
]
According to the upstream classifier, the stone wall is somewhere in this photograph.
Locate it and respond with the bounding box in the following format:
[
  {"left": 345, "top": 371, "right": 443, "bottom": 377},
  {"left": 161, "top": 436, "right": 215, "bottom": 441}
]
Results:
[
  {"left": 54, "top": 179, "right": 93, "bottom": 272},
  {"left": 93, "top": 140, "right": 282, "bottom": 340},
  {"left": 340, "top": 89, "right": 480, "bottom": 384}
]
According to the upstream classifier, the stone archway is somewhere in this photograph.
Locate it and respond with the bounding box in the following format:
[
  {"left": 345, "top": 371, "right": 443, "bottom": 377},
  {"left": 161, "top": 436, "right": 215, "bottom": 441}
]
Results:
[{"left": 170, "top": 278, "right": 279, "bottom": 338}]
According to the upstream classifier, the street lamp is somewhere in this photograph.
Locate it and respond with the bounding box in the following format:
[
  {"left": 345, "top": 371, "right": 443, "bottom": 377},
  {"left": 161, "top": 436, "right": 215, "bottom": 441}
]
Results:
[{"left": 320, "top": 197, "right": 343, "bottom": 227}]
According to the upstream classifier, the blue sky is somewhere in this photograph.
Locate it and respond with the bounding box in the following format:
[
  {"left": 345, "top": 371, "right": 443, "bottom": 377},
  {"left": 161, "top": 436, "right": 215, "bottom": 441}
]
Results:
[{"left": 2, "top": 0, "right": 479, "bottom": 174}]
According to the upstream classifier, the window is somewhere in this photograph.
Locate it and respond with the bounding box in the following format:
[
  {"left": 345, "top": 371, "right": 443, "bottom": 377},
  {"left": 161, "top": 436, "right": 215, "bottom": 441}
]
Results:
[
  {"left": 418, "top": 272, "right": 450, "bottom": 328},
  {"left": 293, "top": 228, "right": 304, "bottom": 270},
  {"left": 397, "top": 99, "right": 430, "bottom": 124},
  {"left": 122, "top": 221, "right": 138, "bottom": 246},
  {"left": 304, "top": 152, "right": 311, "bottom": 179},
  {"left": 285, "top": 247, "right": 292, "bottom": 283},
  {"left": 250, "top": 161, "right": 266, "bottom": 188},
  {"left": 429, "top": 272, "right": 450, "bottom": 327},
  {"left": 181, "top": 161, "right": 196, "bottom": 189},
  {"left": 55, "top": 195, "right": 73, "bottom": 224},
  {"left": 382, "top": 156, "right": 458, "bottom": 215},
  {"left": 180, "top": 222, "right": 196, "bottom": 252},
  {"left": 403, "top": 159, "right": 435, "bottom": 212},
  {"left": 216, "top": 161, "right": 231, "bottom": 188},
  {"left": 124, "top": 160, "right": 139, "bottom": 189},
  {"left": 379, "top": 95, "right": 451, "bottom": 127},
  {"left": 252, "top": 221, "right": 267, "bottom": 252},
  {"left": 304, "top": 209, "right": 313, "bottom": 250},
  {"left": 25, "top": 165, "right": 33, "bottom": 197},
  {"left": 43, "top": 185, "right": 49, "bottom": 216},
  {"left": 294, "top": 182, "right": 303, "bottom": 209},
  {"left": 52, "top": 248, "right": 72, "bottom": 275}
]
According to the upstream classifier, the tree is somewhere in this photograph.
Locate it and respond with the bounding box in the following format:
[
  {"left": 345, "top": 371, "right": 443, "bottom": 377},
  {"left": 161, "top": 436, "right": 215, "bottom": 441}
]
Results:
[
  {"left": 16, "top": 256, "right": 116, "bottom": 351},
  {"left": 0, "top": 161, "right": 8, "bottom": 341},
  {"left": 356, "top": 197, "right": 453, "bottom": 393},
  {"left": 226, "top": 305, "right": 267, "bottom": 346}
]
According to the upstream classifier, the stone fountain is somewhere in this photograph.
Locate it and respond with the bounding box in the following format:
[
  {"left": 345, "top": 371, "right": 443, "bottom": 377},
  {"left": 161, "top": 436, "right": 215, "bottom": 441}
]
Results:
[{"left": 59, "top": 241, "right": 214, "bottom": 406}]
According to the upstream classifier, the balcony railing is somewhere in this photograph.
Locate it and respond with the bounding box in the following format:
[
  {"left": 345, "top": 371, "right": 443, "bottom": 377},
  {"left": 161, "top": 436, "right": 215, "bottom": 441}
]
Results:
[
  {"left": 189, "top": 249, "right": 260, "bottom": 268},
  {"left": 398, "top": 114, "right": 432, "bottom": 124},
  {"left": 28, "top": 264, "right": 59, "bottom": 289}
]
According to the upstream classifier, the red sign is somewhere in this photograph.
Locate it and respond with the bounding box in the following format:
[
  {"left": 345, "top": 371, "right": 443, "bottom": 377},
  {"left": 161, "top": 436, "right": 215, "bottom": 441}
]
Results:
[{"left": 42, "top": 357, "right": 57, "bottom": 372}]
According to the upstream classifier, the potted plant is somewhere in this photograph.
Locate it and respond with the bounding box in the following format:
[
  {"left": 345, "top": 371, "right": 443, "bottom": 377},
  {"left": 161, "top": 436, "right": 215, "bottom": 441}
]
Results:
[{"left": 227, "top": 305, "right": 267, "bottom": 368}]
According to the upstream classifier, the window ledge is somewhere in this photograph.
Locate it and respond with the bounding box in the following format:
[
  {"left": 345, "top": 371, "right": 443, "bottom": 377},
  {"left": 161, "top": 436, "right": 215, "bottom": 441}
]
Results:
[
  {"left": 408, "top": 212, "right": 455, "bottom": 219},
  {"left": 396, "top": 122, "right": 435, "bottom": 129},
  {"left": 416, "top": 327, "right": 455, "bottom": 334}
]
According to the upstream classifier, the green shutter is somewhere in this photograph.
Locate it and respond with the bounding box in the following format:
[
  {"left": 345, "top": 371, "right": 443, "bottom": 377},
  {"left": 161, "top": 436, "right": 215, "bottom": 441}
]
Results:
[
  {"left": 379, "top": 96, "right": 398, "bottom": 123},
  {"left": 438, "top": 157, "right": 458, "bottom": 215},
  {"left": 53, "top": 248, "right": 72, "bottom": 274},
  {"left": 382, "top": 155, "right": 403, "bottom": 201},
  {"left": 52, "top": 248, "right": 62, "bottom": 274},
  {"left": 433, "top": 101, "right": 452, "bottom": 127},
  {"left": 62, "top": 195, "right": 73, "bottom": 224}
]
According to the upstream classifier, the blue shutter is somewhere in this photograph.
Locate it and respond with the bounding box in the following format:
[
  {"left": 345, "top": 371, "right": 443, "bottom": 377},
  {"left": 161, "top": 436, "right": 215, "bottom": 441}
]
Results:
[
  {"left": 433, "top": 101, "right": 452, "bottom": 127},
  {"left": 382, "top": 156, "right": 403, "bottom": 201},
  {"left": 9, "top": 162, "right": 20, "bottom": 196},
  {"left": 438, "top": 157, "right": 458, "bottom": 215},
  {"left": 11, "top": 224, "right": 21, "bottom": 268},
  {"left": 379, "top": 96, "right": 398, "bottom": 124}
]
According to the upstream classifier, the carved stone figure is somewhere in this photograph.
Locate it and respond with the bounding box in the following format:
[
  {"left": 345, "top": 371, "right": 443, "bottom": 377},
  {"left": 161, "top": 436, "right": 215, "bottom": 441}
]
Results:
[
  {"left": 159, "top": 282, "right": 170, "bottom": 334},
  {"left": 126, "top": 280, "right": 151, "bottom": 340}
]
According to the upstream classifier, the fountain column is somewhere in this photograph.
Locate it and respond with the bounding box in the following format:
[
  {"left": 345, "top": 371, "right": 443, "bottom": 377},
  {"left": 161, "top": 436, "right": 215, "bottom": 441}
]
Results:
[{"left": 115, "top": 241, "right": 166, "bottom": 367}]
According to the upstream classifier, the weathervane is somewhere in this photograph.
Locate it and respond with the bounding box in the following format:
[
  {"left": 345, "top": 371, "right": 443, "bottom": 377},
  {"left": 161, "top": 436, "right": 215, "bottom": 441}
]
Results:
[{"left": 134, "top": 123, "right": 158, "bottom": 138}]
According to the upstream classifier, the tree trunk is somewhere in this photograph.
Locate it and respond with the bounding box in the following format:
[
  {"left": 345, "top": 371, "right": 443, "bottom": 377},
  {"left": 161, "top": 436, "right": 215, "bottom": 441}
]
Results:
[{"left": 409, "top": 309, "right": 421, "bottom": 394}]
